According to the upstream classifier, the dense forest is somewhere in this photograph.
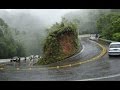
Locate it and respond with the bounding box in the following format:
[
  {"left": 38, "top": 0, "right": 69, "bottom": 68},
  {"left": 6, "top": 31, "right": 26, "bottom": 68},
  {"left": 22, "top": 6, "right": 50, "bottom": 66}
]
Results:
[
  {"left": 0, "top": 18, "right": 25, "bottom": 58},
  {"left": 1, "top": 9, "right": 120, "bottom": 59},
  {"left": 64, "top": 9, "right": 119, "bottom": 33},
  {"left": 97, "top": 11, "right": 120, "bottom": 41},
  {"left": 0, "top": 11, "right": 47, "bottom": 56},
  {"left": 63, "top": 9, "right": 111, "bottom": 34},
  {"left": 64, "top": 9, "right": 120, "bottom": 42}
]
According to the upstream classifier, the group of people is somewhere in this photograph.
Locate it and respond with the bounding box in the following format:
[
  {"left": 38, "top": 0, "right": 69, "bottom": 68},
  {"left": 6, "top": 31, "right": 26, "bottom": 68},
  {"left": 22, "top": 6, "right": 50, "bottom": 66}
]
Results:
[
  {"left": 10, "top": 55, "right": 40, "bottom": 62},
  {"left": 95, "top": 34, "right": 99, "bottom": 39},
  {"left": 10, "top": 55, "right": 40, "bottom": 67},
  {"left": 27, "top": 55, "right": 40, "bottom": 67}
]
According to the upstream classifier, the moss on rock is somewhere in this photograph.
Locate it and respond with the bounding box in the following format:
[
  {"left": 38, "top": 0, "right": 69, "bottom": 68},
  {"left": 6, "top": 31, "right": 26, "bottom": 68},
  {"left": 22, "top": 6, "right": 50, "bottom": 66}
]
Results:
[{"left": 37, "top": 20, "right": 79, "bottom": 65}]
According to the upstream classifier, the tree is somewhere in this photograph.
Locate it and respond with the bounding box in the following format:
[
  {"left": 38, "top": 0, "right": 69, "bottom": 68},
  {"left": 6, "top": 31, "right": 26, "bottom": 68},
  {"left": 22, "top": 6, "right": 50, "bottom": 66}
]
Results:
[
  {"left": 96, "top": 12, "right": 120, "bottom": 40},
  {"left": 0, "top": 18, "right": 25, "bottom": 58},
  {"left": 0, "top": 28, "right": 4, "bottom": 37},
  {"left": 112, "top": 33, "right": 120, "bottom": 41},
  {"left": 0, "top": 42, "right": 8, "bottom": 58}
]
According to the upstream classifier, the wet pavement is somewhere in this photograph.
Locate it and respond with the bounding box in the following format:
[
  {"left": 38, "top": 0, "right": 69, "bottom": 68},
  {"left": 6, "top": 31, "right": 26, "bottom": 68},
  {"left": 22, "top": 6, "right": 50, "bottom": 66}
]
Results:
[{"left": 0, "top": 35, "right": 120, "bottom": 81}]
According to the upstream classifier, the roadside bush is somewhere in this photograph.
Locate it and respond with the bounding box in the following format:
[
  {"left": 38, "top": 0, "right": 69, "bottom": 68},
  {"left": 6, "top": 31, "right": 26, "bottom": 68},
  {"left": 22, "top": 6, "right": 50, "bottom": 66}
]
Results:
[{"left": 112, "top": 33, "right": 120, "bottom": 41}]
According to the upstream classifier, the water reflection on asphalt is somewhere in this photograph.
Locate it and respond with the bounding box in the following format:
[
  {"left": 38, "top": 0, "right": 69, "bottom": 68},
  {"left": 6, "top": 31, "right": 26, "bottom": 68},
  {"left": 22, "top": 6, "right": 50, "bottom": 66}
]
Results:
[{"left": 1, "top": 37, "right": 120, "bottom": 81}]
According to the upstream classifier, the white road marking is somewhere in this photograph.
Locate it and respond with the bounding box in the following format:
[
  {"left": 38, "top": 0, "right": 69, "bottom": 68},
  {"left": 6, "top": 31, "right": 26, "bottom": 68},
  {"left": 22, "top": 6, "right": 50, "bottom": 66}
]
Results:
[
  {"left": 80, "top": 45, "right": 84, "bottom": 54},
  {"left": 75, "top": 74, "right": 120, "bottom": 81}
]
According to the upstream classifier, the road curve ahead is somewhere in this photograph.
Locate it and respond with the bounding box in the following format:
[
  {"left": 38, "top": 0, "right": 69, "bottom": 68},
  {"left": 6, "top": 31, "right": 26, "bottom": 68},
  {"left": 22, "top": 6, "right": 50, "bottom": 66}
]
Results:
[{"left": 1, "top": 35, "right": 120, "bottom": 81}]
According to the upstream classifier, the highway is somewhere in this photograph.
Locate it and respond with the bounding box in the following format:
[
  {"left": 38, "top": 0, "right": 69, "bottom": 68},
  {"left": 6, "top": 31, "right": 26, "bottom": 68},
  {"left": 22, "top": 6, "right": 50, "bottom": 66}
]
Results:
[{"left": 0, "top": 35, "right": 120, "bottom": 81}]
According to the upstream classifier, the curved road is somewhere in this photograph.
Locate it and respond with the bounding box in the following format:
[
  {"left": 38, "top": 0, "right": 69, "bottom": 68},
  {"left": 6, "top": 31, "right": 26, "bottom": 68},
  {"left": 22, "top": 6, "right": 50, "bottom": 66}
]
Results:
[{"left": 0, "top": 35, "right": 120, "bottom": 81}]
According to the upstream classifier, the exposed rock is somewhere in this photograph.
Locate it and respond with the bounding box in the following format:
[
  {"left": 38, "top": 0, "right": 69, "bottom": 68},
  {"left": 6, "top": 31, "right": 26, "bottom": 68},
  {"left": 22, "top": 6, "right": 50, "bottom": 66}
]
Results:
[{"left": 37, "top": 21, "right": 79, "bottom": 65}]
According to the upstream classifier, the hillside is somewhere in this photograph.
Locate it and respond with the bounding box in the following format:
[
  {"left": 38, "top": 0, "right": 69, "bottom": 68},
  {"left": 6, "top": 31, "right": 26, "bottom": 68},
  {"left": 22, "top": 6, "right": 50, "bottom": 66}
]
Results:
[
  {"left": 0, "top": 18, "right": 25, "bottom": 58},
  {"left": 37, "top": 20, "right": 79, "bottom": 65}
]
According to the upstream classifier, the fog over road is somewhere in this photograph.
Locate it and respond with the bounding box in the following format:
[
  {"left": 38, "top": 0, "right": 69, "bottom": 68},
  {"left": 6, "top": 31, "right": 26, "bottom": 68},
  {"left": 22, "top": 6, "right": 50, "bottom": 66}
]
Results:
[{"left": 0, "top": 35, "right": 120, "bottom": 81}]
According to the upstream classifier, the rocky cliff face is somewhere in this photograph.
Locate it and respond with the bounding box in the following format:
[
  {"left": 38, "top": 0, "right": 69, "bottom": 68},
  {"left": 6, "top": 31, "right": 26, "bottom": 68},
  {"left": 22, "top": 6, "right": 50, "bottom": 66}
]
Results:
[
  {"left": 37, "top": 21, "right": 79, "bottom": 65},
  {"left": 59, "top": 32, "right": 77, "bottom": 57}
]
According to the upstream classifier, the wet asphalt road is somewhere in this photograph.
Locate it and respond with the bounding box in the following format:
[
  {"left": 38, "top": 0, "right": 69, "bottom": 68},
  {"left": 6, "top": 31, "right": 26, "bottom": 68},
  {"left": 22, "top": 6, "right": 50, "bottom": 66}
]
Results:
[{"left": 0, "top": 35, "right": 120, "bottom": 81}]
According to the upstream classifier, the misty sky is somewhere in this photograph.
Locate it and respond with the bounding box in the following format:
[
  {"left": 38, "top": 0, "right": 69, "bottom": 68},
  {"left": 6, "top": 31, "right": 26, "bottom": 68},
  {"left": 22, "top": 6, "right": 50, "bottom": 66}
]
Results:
[{"left": 1, "top": 9, "right": 81, "bottom": 26}]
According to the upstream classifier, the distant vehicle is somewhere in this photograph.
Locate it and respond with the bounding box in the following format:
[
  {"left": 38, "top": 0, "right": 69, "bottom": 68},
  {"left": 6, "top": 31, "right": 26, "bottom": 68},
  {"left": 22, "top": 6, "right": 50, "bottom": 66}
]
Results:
[
  {"left": 89, "top": 34, "right": 96, "bottom": 40},
  {"left": 10, "top": 56, "right": 19, "bottom": 62},
  {"left": 89, "top": 34, "right": 99, "bottom": 41},
  {"left": 108, "top": 42, "right": 120, "bottom": 56}
]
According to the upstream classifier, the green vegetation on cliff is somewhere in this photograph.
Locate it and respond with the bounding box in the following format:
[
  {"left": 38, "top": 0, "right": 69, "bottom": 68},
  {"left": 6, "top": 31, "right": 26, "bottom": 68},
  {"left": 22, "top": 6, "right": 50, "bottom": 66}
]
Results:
[{"left": 37, "top": 19, "right": 79, "bottom": 65}]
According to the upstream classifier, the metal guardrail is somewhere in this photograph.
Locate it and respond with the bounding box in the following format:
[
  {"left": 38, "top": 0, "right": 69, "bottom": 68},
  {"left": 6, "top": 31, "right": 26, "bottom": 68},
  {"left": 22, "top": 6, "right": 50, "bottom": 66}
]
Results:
[
  {"left": 99, "top": 38, "right": 112, "bottom": 43},
  {"left": 98, "top": 38, "right": 119, "bottom": 44},
  {"left": 88, "top": 34, "right": 119, "bottom": 46}
]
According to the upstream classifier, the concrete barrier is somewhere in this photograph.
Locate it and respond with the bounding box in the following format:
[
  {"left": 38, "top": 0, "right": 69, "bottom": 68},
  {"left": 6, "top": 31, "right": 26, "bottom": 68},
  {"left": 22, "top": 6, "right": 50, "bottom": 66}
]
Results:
[{"left": 0, "top": 57, "right": 27, "bottom": 64}]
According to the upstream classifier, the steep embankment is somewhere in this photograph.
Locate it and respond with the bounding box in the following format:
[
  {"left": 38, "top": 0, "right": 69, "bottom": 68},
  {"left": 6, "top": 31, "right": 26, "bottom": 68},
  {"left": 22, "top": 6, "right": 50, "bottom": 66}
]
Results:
[
  {"left": 37, "top": 21, "right": 79, "bottom": 65},
  {"left": 59, "top": 32, "right": 77, "bottom": 56}
]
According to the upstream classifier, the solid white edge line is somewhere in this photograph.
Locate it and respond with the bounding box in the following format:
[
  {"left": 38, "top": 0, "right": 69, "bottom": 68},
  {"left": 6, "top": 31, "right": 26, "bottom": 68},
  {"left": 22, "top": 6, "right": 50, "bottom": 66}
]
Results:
[
  {"left": 75, "top": 73, "right": 120, "bottom": 81},
  {"left": 67, "top": 44, "right": 84, "bottom": 59},
  {"left": 80, "top": 45, "right": 84, "bottom": 54}
]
